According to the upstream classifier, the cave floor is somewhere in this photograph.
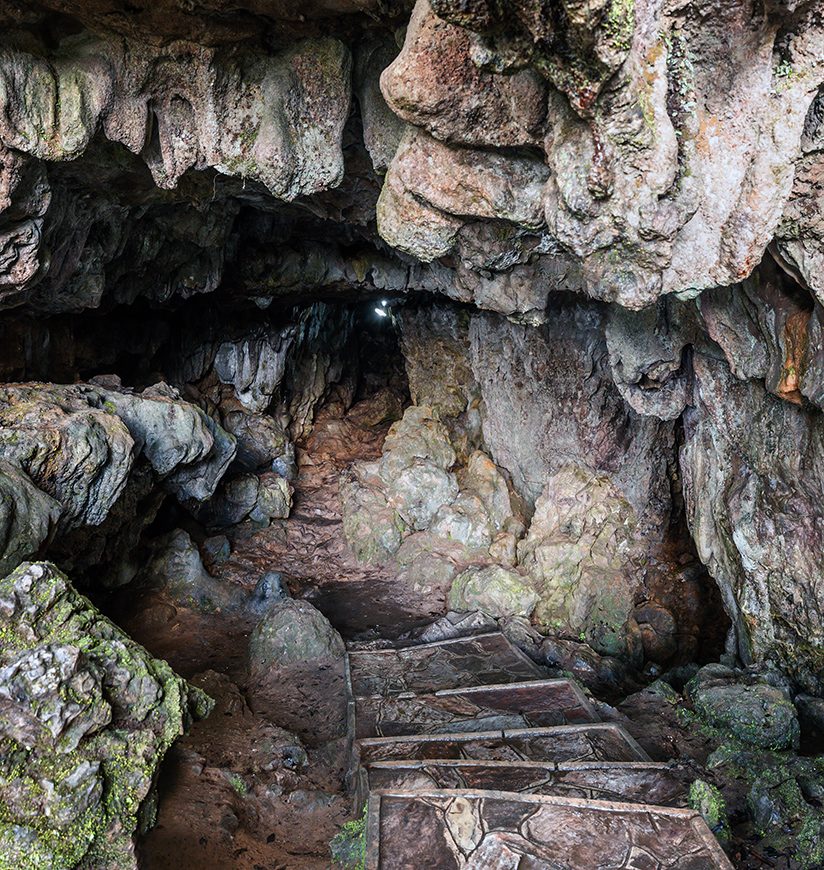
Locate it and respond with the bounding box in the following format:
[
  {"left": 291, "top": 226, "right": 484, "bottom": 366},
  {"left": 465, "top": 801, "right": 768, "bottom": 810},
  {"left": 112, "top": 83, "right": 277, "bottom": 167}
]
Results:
[
  {"left": 109, "top": 395, "right": 792, "bottom": 870},
  {"left": 119, "top": 395, "right": 444, "bottom": 869}
]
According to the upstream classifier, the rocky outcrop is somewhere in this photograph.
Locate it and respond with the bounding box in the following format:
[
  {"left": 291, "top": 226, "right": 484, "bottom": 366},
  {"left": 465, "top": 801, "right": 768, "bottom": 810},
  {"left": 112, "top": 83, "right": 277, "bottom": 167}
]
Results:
[
  {"left": 518, "top": 466, "right": 642, "bottom": 660},
  {"left": 0, "top": 36, "right": 350, "bottom": 195},
  {"left": 0, "top": 561, "right": 210, "bottom": 869},
  {"left": 0, "top": 381, "right": 234, "bottom": 575},
  {"left": 378, "top": 0, "right": 824, "bottom": 310},
  {"left": 681, "top": 353, "right": 824, "bottom": 694},
  {"left": 340, "top": 405, "right": 527, "bottom": 568},
  {"left": 468, "top": 304, "right": 673, "bottom": 524},
  {"left": 0, "top": 461, "right": 60, "bottom": 575}
]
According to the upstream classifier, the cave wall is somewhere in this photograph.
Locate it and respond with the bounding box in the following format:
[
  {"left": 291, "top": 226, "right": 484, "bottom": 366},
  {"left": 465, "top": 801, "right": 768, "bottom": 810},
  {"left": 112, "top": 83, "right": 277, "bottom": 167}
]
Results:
[{"left": 0, "top": 0, "right": 823, "bottom": 694}]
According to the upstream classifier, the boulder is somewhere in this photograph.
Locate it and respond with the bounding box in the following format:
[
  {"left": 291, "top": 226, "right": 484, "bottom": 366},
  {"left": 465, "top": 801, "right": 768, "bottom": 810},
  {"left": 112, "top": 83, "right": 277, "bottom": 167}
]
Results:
[
  {"left": 249, "top": 599, "right": 345, "bottom": 666},
  {"left": 385, "top": 460, "right": 459, "bottom": 531},
  {"left": 0, "top": 561, "right": 210, "bottom": 869},
  {"left": 687, "top": 664, "right": 800, "bottom": 751},
  {"left": 379, "top": 405, "right": 457, "bottom": 478},
  {"left": 247, "top": 600, "right": 347, "bottom": 743},
  {"left": 448, "top": 565, "right": 538, "bottom": 619},
  {"left": 221, "top": 407, "right": 289, "bottom": 471},
  {"left": 540, "top": 636, "right": 629, "bottom": 695},
  {"left": 249, "top": 473, "right": 293, "bottom": 524}
]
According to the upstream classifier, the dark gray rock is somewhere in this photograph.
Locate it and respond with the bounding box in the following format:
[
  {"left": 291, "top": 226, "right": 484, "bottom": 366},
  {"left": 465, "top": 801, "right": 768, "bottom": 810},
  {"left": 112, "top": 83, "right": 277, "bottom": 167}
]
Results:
[{"left": 686, "top": 664, "right": 800, "bottom": 751}]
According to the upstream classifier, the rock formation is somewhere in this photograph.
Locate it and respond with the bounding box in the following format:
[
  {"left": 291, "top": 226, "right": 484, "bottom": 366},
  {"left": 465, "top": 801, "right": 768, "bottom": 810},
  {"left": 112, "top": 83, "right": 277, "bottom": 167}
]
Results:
[
  {"left": 0, "top": 561, "right": 209, "bottom": 869},
  {"left": 0, "top": 0, "right": 823, "bottom": 865}
]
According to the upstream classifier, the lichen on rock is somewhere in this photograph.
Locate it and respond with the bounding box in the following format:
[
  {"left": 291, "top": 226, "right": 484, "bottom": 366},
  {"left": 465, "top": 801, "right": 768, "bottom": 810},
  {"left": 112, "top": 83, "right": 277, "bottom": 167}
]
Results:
[{"left": 0, "top": 561, "right": 211, "bottom": 870}]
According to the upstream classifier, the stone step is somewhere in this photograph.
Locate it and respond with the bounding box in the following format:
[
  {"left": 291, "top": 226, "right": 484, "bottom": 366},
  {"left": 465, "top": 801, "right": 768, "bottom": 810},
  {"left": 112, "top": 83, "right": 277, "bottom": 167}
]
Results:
[
  {"left": 352, "top": 678, "right": 599, "bottom": 739},
  {"left": 354, "top": 723, "right": 650, "bottom": 772},
  {"left": 354, "top": 758, "right": 695, "bottom": 813},
  {"left": 346, "top": 631, "right": 545, "bottom": 696},
  {"left": 363, "top": 789, "right": 733, "bottom": 869}
]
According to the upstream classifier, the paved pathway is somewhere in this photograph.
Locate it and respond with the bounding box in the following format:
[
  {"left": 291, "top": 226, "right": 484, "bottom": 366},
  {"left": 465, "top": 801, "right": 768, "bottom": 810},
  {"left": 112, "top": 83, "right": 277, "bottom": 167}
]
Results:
[{"left": 345, "top": 631, "right": 733, "bottom": 869}]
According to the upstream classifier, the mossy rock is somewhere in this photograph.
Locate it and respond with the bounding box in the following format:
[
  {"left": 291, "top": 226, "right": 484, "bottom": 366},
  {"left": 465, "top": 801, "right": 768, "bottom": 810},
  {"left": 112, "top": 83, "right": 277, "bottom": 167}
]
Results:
[
  {"left": 0, "top": 562, "right": 212, "bottom": 870},
  {"left": 330, "top": 804, "right": 367, "bottom": 870}
]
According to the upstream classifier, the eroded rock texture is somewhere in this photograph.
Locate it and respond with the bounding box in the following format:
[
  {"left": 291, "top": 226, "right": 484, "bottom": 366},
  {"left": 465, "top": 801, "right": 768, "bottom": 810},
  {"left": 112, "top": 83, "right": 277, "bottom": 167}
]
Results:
[
  {"left": 380, "top": 0, "right": 824, "bottom": 311},
  {"left": 0, "top": 380, "right": 235, "bottom": 583},
  {"left": 0, "top": 561, "right": 209, "bottom": 869}
]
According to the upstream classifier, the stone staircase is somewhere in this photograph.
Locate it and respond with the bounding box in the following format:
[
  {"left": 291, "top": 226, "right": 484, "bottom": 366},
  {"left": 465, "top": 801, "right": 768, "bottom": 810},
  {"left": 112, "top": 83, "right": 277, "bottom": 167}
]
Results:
[{"left": 344, "top": 630, "right": 733, "bottom": 869}]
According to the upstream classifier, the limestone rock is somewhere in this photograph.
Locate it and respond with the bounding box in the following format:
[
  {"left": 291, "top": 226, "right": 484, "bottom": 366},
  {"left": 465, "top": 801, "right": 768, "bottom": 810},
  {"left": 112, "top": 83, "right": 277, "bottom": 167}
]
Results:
[
  {"left": 354, "top": 36, "right": 405, "bottom": 173},
  {"left": 393, "top": 532, "right": 463, "bottom": 609},
  {"left": 248, "top": 599, "right": 345, "bottom": 670},
  {"left": 380, "top": 0, "right": 547, "bottom": 149},
  {"left": 380, "top": 405, "right": 457, "bottom": 478},
  {"left": 398, "top": 303, "right": 480, "bottom": 429},
  {"left": 0, "top": 561, "right": 210, "bottom": 869},
  {"left": 386, "top": 461, "right": 459, "bottom": 531},
  {"left": 0, "top": 382, "right": 234, "bottom": 537},
  {"left": 221, "top": 407, "right": 289, "bottom": 471},
  {"left": 448, "top": 565, "right": 538, "bottom": 619},
  {"left": 213, "top": 327, "right": 296, "bottom": 413},
  {"left": 378, "top": 406, "right": 459, "bottom": 530},
  {"left": 0, "top": 382, "right": 136, "bottom": 530},
  {"left": 247, "top": 599, "right": 347, "bottom": 742},
  {"left": 143, "top": 529, "right": 247, "bottom": 614},
  {"left": 540, "top": 635, "right": 628, "bottom": 694},
  {"left": 340, "top": 463, "right": 407, "bottom": 564},
  {"left": 680, "top": 353, "right": 824, "bottom": 693},
  {"left": 249, "top": 474, "right": 293, "bottom": 523},
  {"left": 633, "top": 603, "right": 678, "bottom": 666},
  {"left": 106, "top": 383, "right": 236, "bottom": 504},
  {"left": 378, "top": 0, "right": 824, "bottom": 308},
  {"left": 378, "top": 126, "right": 549, "bottom": 262},
  {"left": 0, "top": 36, "right": 351, "bottom": 199},
  {"left": 772, "top": 90, "right": 824, "bottom": 306},
  {"left": 468, "top": 305, "right": 674, "bottom": 526},
  {"left": 429, "top": 493, "right": 494, "bottom": 552},
  {"left": 518, "top": 465, "right": 641, "bottom": 659},
  {"left": 0, "top": 460, "right": 60, "bottom": 574},
  {"left": 458, "top": 451, "right": 523, "bottom": 535},
  {"left": 197, "top": 473, "right": 280, "bottom": 529}
]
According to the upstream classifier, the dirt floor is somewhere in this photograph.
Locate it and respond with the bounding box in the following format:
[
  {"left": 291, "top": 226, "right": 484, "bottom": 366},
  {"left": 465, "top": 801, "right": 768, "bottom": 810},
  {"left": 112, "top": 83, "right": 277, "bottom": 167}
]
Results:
[{"left": 115, "top": 394, "right": 427, "bottom": 869}]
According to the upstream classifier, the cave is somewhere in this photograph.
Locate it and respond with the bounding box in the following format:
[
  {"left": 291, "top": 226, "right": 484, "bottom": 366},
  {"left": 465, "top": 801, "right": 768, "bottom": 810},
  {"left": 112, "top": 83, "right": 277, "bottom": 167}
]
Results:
[{"left": 1, "top": 1, "right": 824, "bottom": 868}]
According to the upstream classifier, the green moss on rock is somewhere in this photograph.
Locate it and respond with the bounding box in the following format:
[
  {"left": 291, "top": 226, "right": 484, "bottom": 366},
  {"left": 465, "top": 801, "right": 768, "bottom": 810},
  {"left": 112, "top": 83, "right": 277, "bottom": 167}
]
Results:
[
  {"left": 0, "top": 562, "right": 213, "bottom": 870},
  {"left": 689, "top": 779, "right": 730, "bottom": 844}
]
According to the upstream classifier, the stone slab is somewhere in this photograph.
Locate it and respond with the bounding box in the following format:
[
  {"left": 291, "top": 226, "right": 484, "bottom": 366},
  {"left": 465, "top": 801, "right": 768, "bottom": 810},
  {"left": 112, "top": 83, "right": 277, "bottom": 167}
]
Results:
[
  {"left": 354, "top": 723, "right": 650, "bottom": 770},
  {"left": 364, "top": 789, "right": 734, "bottom": 869},
  {"left": 355, "top": 758, "right": 693, "bottom": 813},
  {"left": 347, "top": 632, "right": 544, "bottom": 696},
  {"left": 353, "top": 678, "right": 599, "bottom": 739}
]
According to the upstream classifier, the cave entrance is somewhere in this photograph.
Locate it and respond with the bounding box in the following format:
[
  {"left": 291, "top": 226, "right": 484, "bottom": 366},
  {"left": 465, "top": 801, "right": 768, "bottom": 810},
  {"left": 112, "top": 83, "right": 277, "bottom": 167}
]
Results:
[{"left": 2, "top": 274, "right": 736, "bottom": 870}]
